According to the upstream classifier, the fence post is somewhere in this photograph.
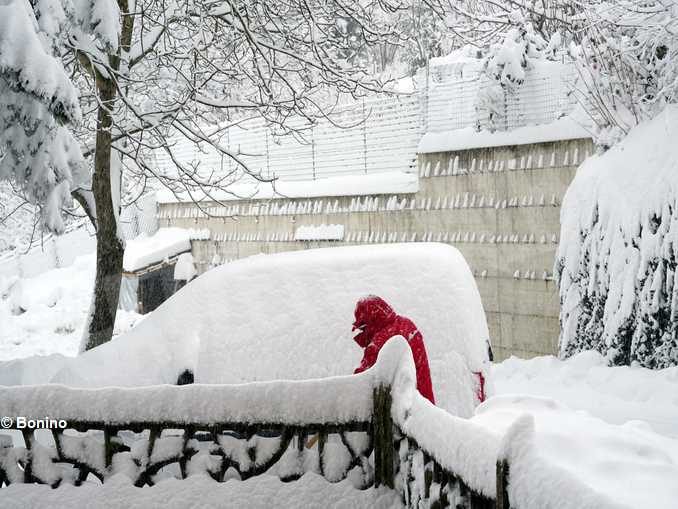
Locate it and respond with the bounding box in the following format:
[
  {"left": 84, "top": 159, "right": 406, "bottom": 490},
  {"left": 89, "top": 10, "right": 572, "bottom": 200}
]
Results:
[
  {"left": 496, "top": 459, "right": 510, "bottom": 509},
  {"left": 265, "top": 131, "right": 271, "bottom": 179},
  {"left": 424, "top": 62, "right": 430, "bottom": 133},
  {"left": 373, "top": 384, "right": 394, "bottom": 488},
  {"left": 362, "top": 98, "right": 368, "bottom": 174},
  {"left": 21, "top": 429, "right": 33, "bottom": 483},
  {"left": 311, "top": 126, "right": 316, "bottom": 180}
]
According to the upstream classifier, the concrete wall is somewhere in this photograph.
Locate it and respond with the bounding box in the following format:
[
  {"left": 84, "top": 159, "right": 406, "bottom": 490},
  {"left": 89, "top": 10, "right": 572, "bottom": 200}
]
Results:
[{"left": 158, "top": 137, "right": 593, "bottom": 360}]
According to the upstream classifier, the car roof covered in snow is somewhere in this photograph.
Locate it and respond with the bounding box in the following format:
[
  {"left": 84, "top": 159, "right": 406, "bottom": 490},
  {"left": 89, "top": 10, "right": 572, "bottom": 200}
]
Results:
[{"left": 52, "top": 243, "right": 490, "bottom": 417}]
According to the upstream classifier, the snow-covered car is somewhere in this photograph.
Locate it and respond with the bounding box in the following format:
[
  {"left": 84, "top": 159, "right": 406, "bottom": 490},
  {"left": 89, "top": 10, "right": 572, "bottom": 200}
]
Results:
[{"left": 51, "top": 243, "right": 492, "bottom": 417}]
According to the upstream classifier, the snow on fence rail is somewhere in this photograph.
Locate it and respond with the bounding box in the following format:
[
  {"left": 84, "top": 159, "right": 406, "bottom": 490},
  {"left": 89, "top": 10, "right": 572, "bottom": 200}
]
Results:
[
  {"left": 154, "top": 61, "right": 576, "bottom": 184},
  {"left": 0, "top": 340, "right": 503, "bottom": 508}
]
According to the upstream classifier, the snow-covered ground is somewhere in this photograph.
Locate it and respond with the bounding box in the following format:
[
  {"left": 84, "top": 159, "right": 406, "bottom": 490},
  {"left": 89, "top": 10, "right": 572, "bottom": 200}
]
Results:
[
  {"left": 493, "top": 352, "right": 678, "bottom": 438},
  {"left": 474, "top": 396, "right": 678, "bottom": 509},
  {"left": 1, "top": 473, "right": 399, "bottom": 509},
  {"left": 0, "top": 254, "right": 140, "bottom": 361}
]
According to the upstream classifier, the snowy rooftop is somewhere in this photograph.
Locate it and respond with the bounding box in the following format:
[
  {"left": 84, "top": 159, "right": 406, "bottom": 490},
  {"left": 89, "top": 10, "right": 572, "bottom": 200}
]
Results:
[{"left": 122, "top": 228, "right": 192, "bottom": 272}]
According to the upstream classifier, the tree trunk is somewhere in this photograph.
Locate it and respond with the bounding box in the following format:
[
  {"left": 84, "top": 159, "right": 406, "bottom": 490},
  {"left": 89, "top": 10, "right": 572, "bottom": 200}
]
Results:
[
  {"left": 80, "top": 1, "right": 136, "bottom": 352},
  {"left": 82, "top": 77, "right": 124, "bottom": 351}
]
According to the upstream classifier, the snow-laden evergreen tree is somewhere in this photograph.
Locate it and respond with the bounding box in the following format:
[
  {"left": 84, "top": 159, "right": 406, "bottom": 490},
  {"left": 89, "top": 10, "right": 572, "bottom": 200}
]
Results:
[
  {"left": 554, "top": 1, "right": 678, "bottom": 368},
  {"left": 0, "top": 0, "right": 87, "bottom": 233}
]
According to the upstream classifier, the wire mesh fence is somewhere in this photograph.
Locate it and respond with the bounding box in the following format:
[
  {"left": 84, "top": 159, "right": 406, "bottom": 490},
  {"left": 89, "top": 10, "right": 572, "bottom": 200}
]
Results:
[{"left": 154, "top": 61, "right": 577, "bottom": 182}]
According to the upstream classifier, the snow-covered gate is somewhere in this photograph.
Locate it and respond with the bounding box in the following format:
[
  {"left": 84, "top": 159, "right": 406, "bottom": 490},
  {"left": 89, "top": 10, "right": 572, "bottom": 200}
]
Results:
[{"left": 0, "top": 341, "right": 506, "bottom": 508}]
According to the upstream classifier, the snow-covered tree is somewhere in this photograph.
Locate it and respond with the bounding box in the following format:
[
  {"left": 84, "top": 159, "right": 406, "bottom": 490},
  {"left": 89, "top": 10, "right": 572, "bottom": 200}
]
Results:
[
  {"left": 556, "top": 106, "right": 678, "bottom": 369},
  {"left": 571, "top": 1, "right": 678, "bottom": 147},
  {"left": 0, "top": 0, "right": 432, "bottom": 351},
  {"left": 0, "top": 0, "right": 87, "bottom": 234},
  {"left": 555, "top": 2, "right": 678, "bottom": 368},
  {"left": 447, "top": 0, "right": 575, "bottom": 47}
]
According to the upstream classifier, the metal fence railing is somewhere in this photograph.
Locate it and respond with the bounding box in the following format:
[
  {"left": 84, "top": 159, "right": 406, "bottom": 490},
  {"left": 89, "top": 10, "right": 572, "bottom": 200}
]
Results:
[{"left": 154, "top": 61, "right": 576, "bottom": 183}]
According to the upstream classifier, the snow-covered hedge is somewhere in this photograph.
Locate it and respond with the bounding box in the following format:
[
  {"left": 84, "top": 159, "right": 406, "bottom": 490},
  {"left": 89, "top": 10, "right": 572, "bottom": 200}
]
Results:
[{"left": 556, "top": 106, "right": 678, "bottom": 368}]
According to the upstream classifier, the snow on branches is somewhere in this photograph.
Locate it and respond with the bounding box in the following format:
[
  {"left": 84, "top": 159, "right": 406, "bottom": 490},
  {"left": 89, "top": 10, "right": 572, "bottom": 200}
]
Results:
[
  {"left": 572, "top": 1, "right": 678, "bottom": 147},
  {"left": 0, "top": 0, "right": 87, "bottom": 233},
  {"left": 474, "top": 11, "right": 561, "bottom": 131}
]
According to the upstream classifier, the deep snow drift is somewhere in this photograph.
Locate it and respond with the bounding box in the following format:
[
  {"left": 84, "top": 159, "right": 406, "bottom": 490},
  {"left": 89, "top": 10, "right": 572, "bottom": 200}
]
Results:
[
  {"left": 557, "top": 105, "right": 678, "bottom": 368},
  {"left": 473, "top": 395, "right": 678, "bottom": 509},
  {"left": 46, "top": 243, "right": 491, "bottom": 418},
  {"left": 493, "top": 351, "right": 678, "bottom": 438}
]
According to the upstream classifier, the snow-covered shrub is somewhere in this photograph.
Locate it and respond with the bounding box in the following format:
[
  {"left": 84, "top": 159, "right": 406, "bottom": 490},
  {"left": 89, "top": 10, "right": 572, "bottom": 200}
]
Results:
[
  {"left": 556, "top": 105, "right": 678, "bottom": 368},
  {"left": 475, "top": 11, "right": 561, "bottom": 131}
]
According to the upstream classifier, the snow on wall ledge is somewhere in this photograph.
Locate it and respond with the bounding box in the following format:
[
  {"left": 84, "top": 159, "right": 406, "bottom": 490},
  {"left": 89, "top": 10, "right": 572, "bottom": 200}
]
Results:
[
  {"left": 418, "top": 117, "right": 590, "bottom": 154},
  {"left": 155, "top": 172, "right": 418, "bottom": 204},
  {"left": 0, "top": 369, "right": 374, "bottom": 427},
  {"left": 556, "top": 105, "right": 678, "bottom": 368}
]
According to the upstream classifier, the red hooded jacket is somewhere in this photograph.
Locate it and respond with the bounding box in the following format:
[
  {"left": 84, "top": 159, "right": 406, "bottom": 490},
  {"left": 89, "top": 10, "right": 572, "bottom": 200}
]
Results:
[{"left": 352, "top": 296, "right": 435, "bottom": 404}]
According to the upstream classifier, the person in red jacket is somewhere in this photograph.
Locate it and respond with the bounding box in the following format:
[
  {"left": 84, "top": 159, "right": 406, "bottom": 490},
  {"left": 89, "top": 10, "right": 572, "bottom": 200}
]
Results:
[{"left": 352, "top": 295, "right": 435, "bottom": 404}]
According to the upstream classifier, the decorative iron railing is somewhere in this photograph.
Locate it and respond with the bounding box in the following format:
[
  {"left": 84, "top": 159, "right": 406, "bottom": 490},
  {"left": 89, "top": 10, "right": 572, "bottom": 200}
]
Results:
[{"left": 0, "top": 342, "right": 509, "bottom": 508}]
